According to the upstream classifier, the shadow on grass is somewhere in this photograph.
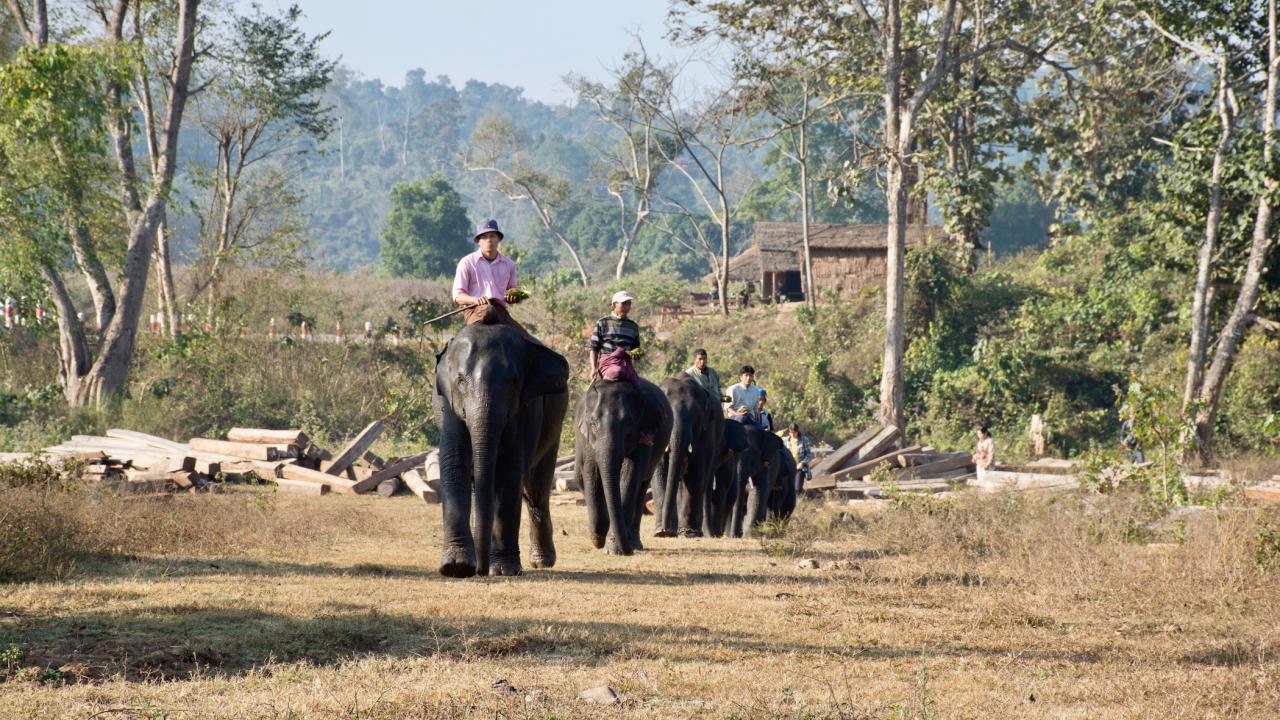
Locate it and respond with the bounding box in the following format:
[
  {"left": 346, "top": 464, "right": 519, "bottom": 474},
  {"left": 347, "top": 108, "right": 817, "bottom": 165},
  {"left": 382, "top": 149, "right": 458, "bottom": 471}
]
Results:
[
  {"left": 76, "top": 555, "right": 832, "bottom": 587},
  {"left": 4, "top": 605, "right": 1121, "bottom": 684}
]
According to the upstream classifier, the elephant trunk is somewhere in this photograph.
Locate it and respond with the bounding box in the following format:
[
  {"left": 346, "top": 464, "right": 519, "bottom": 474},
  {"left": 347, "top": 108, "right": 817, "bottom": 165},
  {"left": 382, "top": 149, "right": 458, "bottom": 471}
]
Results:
[
  {"left": 656, "top": 419, "right": 690, "bottom": 537},
  {"left": 469, "top": 410, "right": 503, "bottom": 574},
  {"left": 596, "top": 441, "right": 631, "bottom": 555}
]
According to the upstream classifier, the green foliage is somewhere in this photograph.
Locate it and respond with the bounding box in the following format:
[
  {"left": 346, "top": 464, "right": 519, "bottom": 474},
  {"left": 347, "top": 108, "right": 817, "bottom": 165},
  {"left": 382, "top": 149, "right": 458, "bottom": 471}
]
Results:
[
  {"left": 379, "top": 175, "right": 472, "bottom": 277},
  {"left": 1254, "top": 508, "right": 1280, "bottom": 572},
  {"left": 1117, "top": 381, "right": 1191, "bottom": 505}
]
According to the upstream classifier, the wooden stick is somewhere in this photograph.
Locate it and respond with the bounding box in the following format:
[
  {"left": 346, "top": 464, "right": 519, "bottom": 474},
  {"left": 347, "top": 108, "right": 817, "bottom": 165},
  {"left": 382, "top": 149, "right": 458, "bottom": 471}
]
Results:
[
  {"left": 350, "top": 451, "right": 430, "bottom": 493},
  {"left": 189, "top": 438, "right": 286, "bottom": 461}
]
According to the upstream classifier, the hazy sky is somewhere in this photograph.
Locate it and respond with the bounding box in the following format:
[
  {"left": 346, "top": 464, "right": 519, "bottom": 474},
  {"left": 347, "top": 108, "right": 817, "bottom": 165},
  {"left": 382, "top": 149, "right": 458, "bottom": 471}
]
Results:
[{"left": 245, "top": 0, "right": 722, "bottom": 104}]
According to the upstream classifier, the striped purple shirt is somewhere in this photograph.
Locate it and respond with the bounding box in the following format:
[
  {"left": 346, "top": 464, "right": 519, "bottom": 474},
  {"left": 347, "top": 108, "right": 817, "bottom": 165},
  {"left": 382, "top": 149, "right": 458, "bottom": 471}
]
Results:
[{"left": 452, "top": 251, "right": 517, "bottom": 306}]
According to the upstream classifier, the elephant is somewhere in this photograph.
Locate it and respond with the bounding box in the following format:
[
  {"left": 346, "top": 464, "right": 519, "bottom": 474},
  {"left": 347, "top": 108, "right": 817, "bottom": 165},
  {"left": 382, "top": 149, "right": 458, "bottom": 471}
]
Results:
[
  {"left": 768, "top": 446, "right": 798, "bottom": 521},
  {"left": 728, "top": 422, "right": 785, "bottom": 538},
  {"left": 434, "top": 320, "right": 570, "bottom": 578},
  {"left": 651, "top": 372, "right": 722, "bottom": 538},
  {"left": 703, "top": 418, "right": 750, "bottom": 538},
  {"left": 574, "top": 377, "right": 673, "bottom": 555}
]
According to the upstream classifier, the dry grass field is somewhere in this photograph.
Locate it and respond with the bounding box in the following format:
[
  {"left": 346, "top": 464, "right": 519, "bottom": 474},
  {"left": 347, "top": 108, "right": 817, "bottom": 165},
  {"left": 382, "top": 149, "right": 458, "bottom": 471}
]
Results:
[{"left": 1, "top": 487, "right": 1278, "bottom": 719}]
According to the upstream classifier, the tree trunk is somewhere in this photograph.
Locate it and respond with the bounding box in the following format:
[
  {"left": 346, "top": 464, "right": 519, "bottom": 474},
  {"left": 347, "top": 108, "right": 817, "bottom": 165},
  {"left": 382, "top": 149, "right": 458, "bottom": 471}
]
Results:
[
  {"left": 65, "top": 205, "right": 116, "bottom": 331},
  {"left": 614, "top": 204, "right": 649, "bottom": 279},
  {"left": 1182, "top": 62, "right": 1234, "bottom": 413},
  {"left": 798, "top": 120, "right": 815, "bottom": 309},
  {"left": 1193, "top": 0, "right": 1277, "bottom": 462},
  {"left": 878, "top": 0, "right": 907, "bottom": 431},
  {"left": 39, "top": 259, "right": 90, "bottom": 405},
  {"left": 153, "top": 216, "right": 179, "bottom": 338},
  {"left": 718, "top": 199, "right": 731, "bottom": 316},
  {"left": 71, "top": 0, "right": 200, "bottom": 407}
]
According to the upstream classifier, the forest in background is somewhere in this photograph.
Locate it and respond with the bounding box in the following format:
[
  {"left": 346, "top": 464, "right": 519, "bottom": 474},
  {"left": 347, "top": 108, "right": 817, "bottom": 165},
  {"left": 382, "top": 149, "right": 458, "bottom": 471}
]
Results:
[{"left": 0, "top": 0, "right": 1277, "bottom": 467}]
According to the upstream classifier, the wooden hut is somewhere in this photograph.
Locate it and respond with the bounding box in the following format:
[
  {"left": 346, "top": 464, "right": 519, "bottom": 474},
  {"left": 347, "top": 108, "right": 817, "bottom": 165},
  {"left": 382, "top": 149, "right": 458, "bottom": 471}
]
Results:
[{"left": 714, "top": 222, "right": 949, "bottom": 302}]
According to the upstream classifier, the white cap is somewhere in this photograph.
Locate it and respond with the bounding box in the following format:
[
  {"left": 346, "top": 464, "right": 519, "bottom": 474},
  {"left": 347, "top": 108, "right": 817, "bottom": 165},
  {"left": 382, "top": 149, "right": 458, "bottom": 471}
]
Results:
[{"left": 611, "top": 290, "right": 635, "bottom": 304}]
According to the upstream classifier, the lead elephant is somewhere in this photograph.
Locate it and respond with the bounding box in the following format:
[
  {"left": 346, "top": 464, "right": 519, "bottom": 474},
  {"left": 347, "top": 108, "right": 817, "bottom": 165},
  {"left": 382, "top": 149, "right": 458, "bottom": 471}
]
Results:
[
  {"left": 434, "top": 321, "right": 570, "bottom": 578},
  {"left": 575, "top": 377, "right": 673, "bottom": 555},
  {"left": 652, "top": 372, "right": 721, "bottom": 538}
]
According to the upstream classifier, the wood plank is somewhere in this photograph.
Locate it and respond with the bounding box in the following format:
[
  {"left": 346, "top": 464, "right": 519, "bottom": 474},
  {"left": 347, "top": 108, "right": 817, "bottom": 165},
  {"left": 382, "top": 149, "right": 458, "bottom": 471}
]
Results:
[
  {"left": 350, "top": 451, "right": 431, "bottom": 493},
  {"left": 555, "top": 455, "right": 575, "bottom": 468},
  {"left": 1244, "top": 483, "right": 1280, "bottom": 504},
  {"left": 811, "top": 425, "right": 881, "bottom": 475},
  {"left": 827, "top": 441, "right": 920, "bottom": 481},
  {"left": 275, "top": 477, "right": 330, "bottom": 496},
  {"left": 402, "top": 468, "right": 441, "bottom": 503},
  {"left": 324, "top": 421, "right": 384, "bottom": 476},
  {"left": 897, "top": 452, "right": 951, "bottom": 468},
  {"left": 226, "top": 428, "right": 309, "bottom": 446},
  {"left": 971, "top": 469, "right": 1077, "bottom": 492},
  {"left": 361, "top": 451, "right": 387, "bottom": 470},
  {"left": 896, "top": 453, "right": 974, "bottom": 481},
  {"left": 848, "top": 425, "right": 901, "bottom": 467},
  {"left": 276, "top": 462, "right": 358, "bottom": 494},
  {"left": 106, "top": 429, "right": 190, "bottom": 455},
  {"left": 189, "top": 438, "right": 287, "bottom": 461},
  {"left": 424, "top": 449, "right": 441, "bottom": 483}
]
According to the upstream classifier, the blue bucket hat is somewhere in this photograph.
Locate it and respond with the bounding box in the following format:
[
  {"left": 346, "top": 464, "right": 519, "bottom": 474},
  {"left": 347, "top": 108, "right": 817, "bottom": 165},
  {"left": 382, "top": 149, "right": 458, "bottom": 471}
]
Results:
[{"left": 474, "top": 219, "right": 504, "bottom": 242}]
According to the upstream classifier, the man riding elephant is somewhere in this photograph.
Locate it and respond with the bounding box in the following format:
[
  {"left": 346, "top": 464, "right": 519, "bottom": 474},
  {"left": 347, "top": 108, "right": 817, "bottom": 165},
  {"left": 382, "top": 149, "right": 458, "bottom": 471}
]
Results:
[{"left": 436, "top": 219, "right": 570, "bottom": 578}]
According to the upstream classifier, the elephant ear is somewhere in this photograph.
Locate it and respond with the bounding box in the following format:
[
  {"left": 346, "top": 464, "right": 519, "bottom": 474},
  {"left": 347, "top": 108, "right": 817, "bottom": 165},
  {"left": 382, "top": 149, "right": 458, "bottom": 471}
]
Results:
[{"left": 523, "top": 342, "right": 570, "bottom": 399}]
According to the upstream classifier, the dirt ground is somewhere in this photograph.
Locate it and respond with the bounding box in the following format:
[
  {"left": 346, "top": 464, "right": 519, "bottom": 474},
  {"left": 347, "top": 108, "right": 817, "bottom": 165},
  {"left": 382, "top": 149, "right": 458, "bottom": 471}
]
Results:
[{"left": 1, "top": 489, "right": 1277, "bottom": 719}]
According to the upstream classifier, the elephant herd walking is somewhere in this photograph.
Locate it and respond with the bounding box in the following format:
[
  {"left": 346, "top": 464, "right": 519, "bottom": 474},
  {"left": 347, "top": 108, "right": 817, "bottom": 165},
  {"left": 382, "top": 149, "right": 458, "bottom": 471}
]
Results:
[{"left": 434, "top": 321, "right": 799, "bottom": 578}]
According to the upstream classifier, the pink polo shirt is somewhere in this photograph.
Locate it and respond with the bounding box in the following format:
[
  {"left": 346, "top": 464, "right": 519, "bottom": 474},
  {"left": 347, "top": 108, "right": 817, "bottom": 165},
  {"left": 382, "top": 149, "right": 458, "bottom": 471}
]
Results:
[{"left": 452, "top": 251, "right": 517, "bottom": 306}]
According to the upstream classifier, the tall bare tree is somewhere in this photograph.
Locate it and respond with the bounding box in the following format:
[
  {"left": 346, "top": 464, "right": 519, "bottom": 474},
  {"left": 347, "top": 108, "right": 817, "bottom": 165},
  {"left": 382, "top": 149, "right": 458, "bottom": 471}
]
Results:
[
  {"left": 569, "top": 45, "right": 677, "bottom": 279},
  {"left": 464, "top": 115, "right": 590, "bottom": 285}
]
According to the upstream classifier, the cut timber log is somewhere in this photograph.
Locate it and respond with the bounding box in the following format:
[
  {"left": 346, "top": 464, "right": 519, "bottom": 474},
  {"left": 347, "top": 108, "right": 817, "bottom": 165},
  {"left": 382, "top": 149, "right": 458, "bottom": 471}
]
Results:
[
  {"left": 226, "top": 428, "right": 309, "bottom": 446},
  {"left": 325, "top": 421, "right": 384, "bottom": 476},
  {"left": 105, "top": 429, "right": 190, "bottom": 455},
  {"left": 189, "top": 438, "right": 288, "bottom": 461},
  {"left": 273, "top": 462, "right": 359, "bottom": 494},
  {"left": 0, "top": 452, "right": 35, "bottom": 464},
  {"left": 827, "top": 443, "right": 922, "bottom": 481},
  {"left": 811, "top": 425, "right": 881, "bottom": 476},
  {"left": 1244, "top": 482, "right": 1280, "bottom": 504},
  {"left": 350, "top": 451, "right": 431, "bottom": 493},
  {"left": 896, "top": 452, "right": 954, "bottom": 467},
  {"left": 971, "top": 469, "right": 1077, "bottom": 492},
  {"left": 402, "top": 468, "right": 440, "bottom": 503},
  {"left": 275, "top": 477, "right": 330, "bottom": 496},
  {"left": 848, "top": 426, "right": 901, "bottom": 467},
  {"left": 424, "top": 449, "right": 441, "bottom": 483},
  {"left": 555, "top": 455, "right": 575, "bottom": 468},
  {"left": 897, "top": 453, "right": 974, "bottom": 481},
  {"left": 361, "top": 451, "right": 387, "bottom": 470},
  {"left": 376, "top": 477, "right": 401, "bottom": 497}
]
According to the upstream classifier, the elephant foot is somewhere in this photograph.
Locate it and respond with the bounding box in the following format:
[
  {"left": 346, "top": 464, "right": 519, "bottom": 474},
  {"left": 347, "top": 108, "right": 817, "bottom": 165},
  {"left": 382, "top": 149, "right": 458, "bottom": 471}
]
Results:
[
  {"left": 604, "top": 535, "right": 632, "bottom": 556},
  {"left": 439, "top": 546, "right": 477, "bottom": 578},
  {"left": 488, "top": 558, "right": 524, "bottom": 577},
  {"left": 590, "top": 532, "right": 607, "bottom": 550},
  {"left": 679, "top": 528, "right": 703, "bottom": 538},
  {"left": 629, "top": 535, "right": 645, "bottom": 551},
  {"left": 653, "top": 527, "right": 677, "bottom": 538},
  {"left": 530, "top": 548, "right": 557, "bottom": 568}
]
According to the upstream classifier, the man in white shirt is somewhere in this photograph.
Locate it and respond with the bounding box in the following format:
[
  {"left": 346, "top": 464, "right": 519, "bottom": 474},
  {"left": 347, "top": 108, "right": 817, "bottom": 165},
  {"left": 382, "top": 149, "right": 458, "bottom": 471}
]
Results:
[{"left": 726, "top": 365, "right": 765, "bottom": 422}]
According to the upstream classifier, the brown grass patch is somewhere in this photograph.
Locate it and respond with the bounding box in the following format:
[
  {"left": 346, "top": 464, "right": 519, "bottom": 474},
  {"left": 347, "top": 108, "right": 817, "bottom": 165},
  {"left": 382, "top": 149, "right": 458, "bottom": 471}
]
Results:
[{"left": 0, "top": 490, "right": 1277, "bottom": 718}]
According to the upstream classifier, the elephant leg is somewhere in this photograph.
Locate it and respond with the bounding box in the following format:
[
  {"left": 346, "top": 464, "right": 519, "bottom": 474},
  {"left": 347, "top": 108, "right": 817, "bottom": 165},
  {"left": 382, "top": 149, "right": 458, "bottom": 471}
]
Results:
[
  {"left": 489, "top": 432, "right": 525, "bottom": 576},
  {"left": 525, "top": 446, "right": 558, "bottom": 569},
  {"left": 580, "top": 449, "right": 608, "bottom": 549},
  {"left": 729, "top": 469, "right": 749, "bottom": 539},
  {"left": 620, "top": 455, "right": 644, "bottom": 552},
  {"left": 438, "top": 413, "right": 477, "bottom": 578},
  {"left": 651, "top": 452, "right": 670, "bottom": 536},
  {"left": 679, "top": 454, "right": 709, "bottom": 537}
]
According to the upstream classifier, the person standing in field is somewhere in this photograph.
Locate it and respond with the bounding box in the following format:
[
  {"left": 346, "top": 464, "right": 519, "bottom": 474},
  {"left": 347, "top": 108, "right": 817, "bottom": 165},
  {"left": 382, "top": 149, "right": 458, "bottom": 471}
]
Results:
[
  {"left": 451, "top": 219, "right": 531, "bottom": 338},
  {"left": 781, "top": 422, "right": 813, "bottom": 490},
  {"left": 974, "top": 425, "right": 996, "bottom": 480}
]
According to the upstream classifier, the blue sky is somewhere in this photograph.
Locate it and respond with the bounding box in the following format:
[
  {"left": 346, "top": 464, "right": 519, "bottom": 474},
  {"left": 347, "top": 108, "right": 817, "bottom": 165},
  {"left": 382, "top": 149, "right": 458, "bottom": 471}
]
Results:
[{"left": 245, "top": 0, "right": 722, "bottom": 104}]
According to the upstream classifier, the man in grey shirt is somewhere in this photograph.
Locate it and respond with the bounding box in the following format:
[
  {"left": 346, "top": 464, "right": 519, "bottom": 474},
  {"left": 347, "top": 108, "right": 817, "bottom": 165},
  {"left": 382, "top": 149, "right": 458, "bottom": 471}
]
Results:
[{"left": 685, "top": 348, "right": 723, "bottom": 402}]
